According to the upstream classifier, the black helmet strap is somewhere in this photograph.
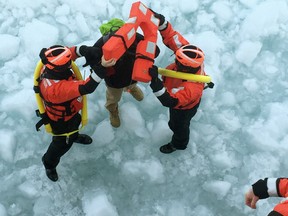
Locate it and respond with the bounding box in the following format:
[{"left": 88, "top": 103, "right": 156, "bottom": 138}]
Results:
[
  {"left": 39, "top": 48, "right": 49, "bottom": 64},
  {"left": 175, "top": 59, "right": 200, "bottom": 74}
]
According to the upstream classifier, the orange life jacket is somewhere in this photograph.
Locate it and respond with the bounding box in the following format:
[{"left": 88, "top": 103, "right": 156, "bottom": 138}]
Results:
[
  {"left": 37, "top": 46, "right": 83, "bottom": 122},
  {"left": 102, "top": 1, "right": 159, "bottom": 82},
  {"left": 38, "top": 70, "right": 83, "bottom": 122},
  {"left": 162, "top": 63, "right": 204, "bottom": 110}
]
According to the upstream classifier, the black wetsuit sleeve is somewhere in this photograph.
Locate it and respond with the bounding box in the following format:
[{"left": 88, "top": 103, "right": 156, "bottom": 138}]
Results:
[
  {"left": 252, "top": 178, "right": 269, "bottom": 199},
  {"left": 157, "top": 91, "right": 178, "bottom": 107},
  {"left": 78, "top": 76, "right": 99, "bottom": 95}
]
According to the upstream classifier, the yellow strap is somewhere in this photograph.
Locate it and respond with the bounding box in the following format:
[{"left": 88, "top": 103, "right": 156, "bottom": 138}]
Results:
[
  {"left": 158, "top": 67, "right": 211, "bottom": 83},
  {"left": 52, "top": 129, "right": 80, "bottom": 137},
  {"left": 34, "top": 61, "right": 53, "bottom": 133}
]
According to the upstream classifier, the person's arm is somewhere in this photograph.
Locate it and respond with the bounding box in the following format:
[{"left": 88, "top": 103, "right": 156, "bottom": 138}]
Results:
[
  {"left": 148, "top": 65, "right": 178, "bottom": 107},
  {"left": 78, "top": 56, "right": 116, "bottom": 95},
  {"left": 278, "top": 178, "right": 288, "bottom": 197},
  {"left": 68, "top": 44, "right": 103, "bottom": 67},
  {"left": 252, "top": 178, "right": 286, "bottom": 198},
  {"left": 68, "top": 46, "right": 80, "bottom": 61},
  {"left": 245, "top": 178, "right": 288, "bottom": 209},
  {"left": 78, "top": 65, "right": 106, "bottom": 95},
  {"left": 245, "top": 187, "right": 260, "bottom": 209},
  {"left": 45, "top": 56, "right": 115, "bottom": 103},
  {"left": 245, "top": 178, "right": 270, "bottom": 210},
  {"left": 152, "top": 11, "right": 189, "bottom": 52},
  {"left": 67, "top": 46, "right": 100, "bottom": 62},
  {"left": 68, "top": 44, "right": 106, "bottom": 95}
]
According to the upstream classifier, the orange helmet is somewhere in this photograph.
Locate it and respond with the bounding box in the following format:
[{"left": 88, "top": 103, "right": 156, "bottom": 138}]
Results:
[
  {"left": 175, "top": 45, "right": 205, "bottom": 68},
  {"left": 39, "top": 45, "right": 72, "bottom": 71}
]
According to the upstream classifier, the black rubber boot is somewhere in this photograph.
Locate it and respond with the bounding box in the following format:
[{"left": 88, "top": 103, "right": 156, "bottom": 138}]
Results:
[
  {"left": 159, "top": 143, "right": 177, "bottom": 154},
  {"left": 74, "top": 134, "right": 93, "bottom": 145},
  {"left": 42, "top": 156, "right": 58, "bottom": 182}
]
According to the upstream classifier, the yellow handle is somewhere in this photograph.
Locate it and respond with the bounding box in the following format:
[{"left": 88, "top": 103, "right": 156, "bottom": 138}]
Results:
[
  {"left": 34, "top": 61, "right": 53, "bottom": 133},
  {"left": 158, "top": 67, "right": 211, "bottom": 83}
]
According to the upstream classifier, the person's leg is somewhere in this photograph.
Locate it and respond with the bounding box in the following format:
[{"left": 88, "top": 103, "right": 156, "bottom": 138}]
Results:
[
  {"left": 170, "top": 103, "right": 200, "bottom": 149},
  {"left": 160, "top": 103, "right": 200, "bottom": 153},
  {"left": 69, "top": 113, "right": 92, "bottom": 144},
  {"left": 169, "top": 109, "right": 193, "bottom": 149},
  {"left": 43, "top": 136, "right": 73, "bottom": 168},
  {"left": 42, "top": 113, "right": 83, "bottom": 181},
  {"left": 42, "top": 136, "right": 73, "bottom": 181},
  {"left": 105, "top": 85, "right": 123, "bottom": 127},
  {"left": 125, "top": 83, "right": 144, "bottom": 101}
]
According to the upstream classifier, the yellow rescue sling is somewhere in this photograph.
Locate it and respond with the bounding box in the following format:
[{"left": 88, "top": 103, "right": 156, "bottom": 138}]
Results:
[
  {"left": 33, "top": 61, "right": 88, "bottom": 136},
  {"left": 158, "top": 68, "right": 211, "bottom": 83}
]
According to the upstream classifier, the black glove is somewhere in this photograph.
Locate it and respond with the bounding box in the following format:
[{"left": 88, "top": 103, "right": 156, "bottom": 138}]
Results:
[
  {"left": 79, "top": 45, "right": 102, "bottom": 67},
  {"left": 204, "top": 82, "right": 215, "bottom": 90},
  {"left": 149, "top": 9, "right": 165, "bottom": 26},
  {"left": 149, "top": 65, "right": 159, "bottom": 80},
  {"left": 149, "top": 66, "right": 163, "bottom": 92},
  {"left": 91, "top": 64, "right": 106, "bottom": 79},
  {"left": 207, "top": 82, "right": 214, "bottom": 88},
  {"left": 252, "top": 178, "right": 269, "bottom": 199}
]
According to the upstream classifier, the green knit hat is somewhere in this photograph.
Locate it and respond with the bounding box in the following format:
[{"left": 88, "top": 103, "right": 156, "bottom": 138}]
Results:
[{"left": 99, "top": 18, "right": 125, "bottom": 36}]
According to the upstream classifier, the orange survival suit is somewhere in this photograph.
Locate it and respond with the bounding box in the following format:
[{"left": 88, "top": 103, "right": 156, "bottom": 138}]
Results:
[
  {"left": 159, "top": 22, "right": 205, "bottom": 110},
  {"left": 148, "top": 20, "right": 206, "bottom": 152},
  {"left": 39, "top": 47, "right": 98, "bottom": 123}
]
